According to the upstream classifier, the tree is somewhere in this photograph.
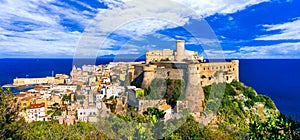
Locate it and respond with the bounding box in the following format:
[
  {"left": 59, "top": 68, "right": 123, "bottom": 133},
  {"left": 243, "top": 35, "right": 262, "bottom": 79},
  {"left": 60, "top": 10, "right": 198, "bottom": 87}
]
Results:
[{"left": 0, "top": 87, "right": 25, "bottom": 139}]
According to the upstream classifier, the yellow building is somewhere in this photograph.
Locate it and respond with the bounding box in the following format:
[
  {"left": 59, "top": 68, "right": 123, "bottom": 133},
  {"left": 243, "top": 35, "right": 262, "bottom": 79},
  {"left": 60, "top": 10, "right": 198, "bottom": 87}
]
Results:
[{"left": 13, "top": 76, "right": 65, "bottom": 86}]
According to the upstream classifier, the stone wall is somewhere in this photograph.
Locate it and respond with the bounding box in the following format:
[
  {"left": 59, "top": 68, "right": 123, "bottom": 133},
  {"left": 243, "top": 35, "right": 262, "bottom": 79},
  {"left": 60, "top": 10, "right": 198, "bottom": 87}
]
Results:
[
  {"left": 138, "top": 99, "right": 167, "bottom": 114},
  {"left": 146, "top": 49, "right": 175, "bottom": 64}
]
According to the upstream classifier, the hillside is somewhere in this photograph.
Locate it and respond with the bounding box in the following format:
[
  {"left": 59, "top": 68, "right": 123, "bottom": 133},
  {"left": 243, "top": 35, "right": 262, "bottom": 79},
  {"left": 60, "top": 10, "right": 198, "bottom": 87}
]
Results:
[
  {"left": 170, "top": 80, "right": 300, "bottom": 139},
  {"left": 1, "top": 81, "right": 300, "bottom": 139}
]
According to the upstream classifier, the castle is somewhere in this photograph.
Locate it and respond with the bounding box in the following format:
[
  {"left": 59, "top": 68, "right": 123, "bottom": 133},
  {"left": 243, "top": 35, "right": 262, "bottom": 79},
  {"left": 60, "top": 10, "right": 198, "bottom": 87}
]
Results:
[
  {"left": 129, "top": 40, "right": 239, "bottom": 116},
  {"left": 145, "top": 40, "right": 204, "bottom": 63}
]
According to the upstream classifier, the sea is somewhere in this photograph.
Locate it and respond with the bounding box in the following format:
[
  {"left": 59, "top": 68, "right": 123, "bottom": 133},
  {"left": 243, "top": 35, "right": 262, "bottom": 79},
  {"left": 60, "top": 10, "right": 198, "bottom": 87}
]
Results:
[{"left": 0, "top": 58, "right": 299, "bottom": 120}]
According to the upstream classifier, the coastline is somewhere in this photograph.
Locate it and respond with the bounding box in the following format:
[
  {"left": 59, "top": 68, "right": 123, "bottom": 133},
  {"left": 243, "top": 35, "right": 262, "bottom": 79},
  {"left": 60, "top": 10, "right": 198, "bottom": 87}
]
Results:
[{"left": 1, "top": 58, "right": 300, "bottom": 120}]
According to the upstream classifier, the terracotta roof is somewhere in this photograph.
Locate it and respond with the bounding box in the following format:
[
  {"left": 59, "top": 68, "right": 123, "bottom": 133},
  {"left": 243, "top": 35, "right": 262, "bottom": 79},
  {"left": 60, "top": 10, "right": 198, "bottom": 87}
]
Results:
[
  {"left": 16, "top": 94, "right": 26, "bottom": 98},
  {"left": 29, "top": 103, "right": 45, "bottom": 109},
  {"left": 20, "top": 92, "right": 29, "bottom": 95},
  {"left": 158, "top": 104, "right": 171, "bottom": 111}
]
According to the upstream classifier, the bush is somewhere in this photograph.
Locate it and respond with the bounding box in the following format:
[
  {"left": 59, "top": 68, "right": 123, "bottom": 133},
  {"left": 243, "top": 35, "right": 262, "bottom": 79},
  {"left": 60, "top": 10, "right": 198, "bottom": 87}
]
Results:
[
  {"left": 244, "top": 100, "right": 254, "bottom": 108},
  {"left": 243, "top": 87, "right": 256, "bottom": 99}
]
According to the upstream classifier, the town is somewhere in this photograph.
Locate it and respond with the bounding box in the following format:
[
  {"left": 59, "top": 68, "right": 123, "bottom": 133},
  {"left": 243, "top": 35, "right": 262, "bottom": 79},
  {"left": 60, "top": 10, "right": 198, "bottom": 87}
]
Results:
[{"left": 12, "top": 40, "right": 239, "bottom": 125}]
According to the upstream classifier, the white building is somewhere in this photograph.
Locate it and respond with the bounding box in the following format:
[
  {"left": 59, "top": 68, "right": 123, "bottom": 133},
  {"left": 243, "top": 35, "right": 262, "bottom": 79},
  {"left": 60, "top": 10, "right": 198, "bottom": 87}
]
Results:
[
  {"left": 27, "top": 103, "right": 48, "bottom": 122},
  {"left": 77, "top": 107, "right": 99, "bottom": 122},
  {"left": 53, "top": 85, "right": 77, "bottom": 92},
  {"left": 158, "top": 104, "right": 172, "bottom": 121},
  {"left": 82, "top": 65, "right": 95, "bottom": 73},
  {"left": 106, "top": 85, "right": 125, "bottom": 99}
]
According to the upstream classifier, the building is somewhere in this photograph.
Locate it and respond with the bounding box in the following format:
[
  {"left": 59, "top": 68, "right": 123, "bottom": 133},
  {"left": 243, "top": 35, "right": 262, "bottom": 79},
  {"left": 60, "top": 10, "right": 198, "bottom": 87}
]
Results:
[
  {"left": 27, "top": 103, "right": 48, "bottom": 122},
  {"left": 77, "top": 107, "right": 99, "bottom": 122},
  {"left": 158, "top": 104, "right": 172, "bottom": 120},
  {"left": 13, "top": 75, "right": 66, "bottom": 86},
  {"left": 131, "top": 40, "right": 239, "bottom": 117},
  {"left": 82, "top": 65, "right": 95, "bottom": 73},
  {"left": 53, "top": 84, "right": 77, "bottom": 92},
  {"left": 145, "top": 40, "right": 203, "bottom": 63}
]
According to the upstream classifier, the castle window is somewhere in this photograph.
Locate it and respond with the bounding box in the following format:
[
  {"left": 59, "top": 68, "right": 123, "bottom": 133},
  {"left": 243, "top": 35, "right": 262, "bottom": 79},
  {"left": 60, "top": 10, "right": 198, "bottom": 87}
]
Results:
[{"left": 233, "top": 68, "right": 235, "bottom": 71}]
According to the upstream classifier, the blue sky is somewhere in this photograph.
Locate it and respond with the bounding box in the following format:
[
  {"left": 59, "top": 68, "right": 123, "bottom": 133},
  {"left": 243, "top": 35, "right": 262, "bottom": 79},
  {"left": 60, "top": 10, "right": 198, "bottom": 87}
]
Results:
[{"left": 0, "top": 0, "right": 299, "bottom": 58}]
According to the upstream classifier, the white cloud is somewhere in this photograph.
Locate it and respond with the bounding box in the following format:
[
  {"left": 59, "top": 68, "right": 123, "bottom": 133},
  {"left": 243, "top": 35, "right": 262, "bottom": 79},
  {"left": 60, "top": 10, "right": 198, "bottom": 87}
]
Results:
[
  {"left": 93, "top": 0, "right": 269, "bottom": 36},
  {"left": 0, "top": 0, "right": 269, "bottom": 57},
  {"left": 255, "top": 18, "right": 300, "bottom": 40},
  {"left": 76, "top": 0, "right": 268, "bottom": 57},
  {"left": 0, "top": 0, "right": 98, "bottom": 58},
  {"left": 233, "top": 42, "right": 300, "bottom": 58}
]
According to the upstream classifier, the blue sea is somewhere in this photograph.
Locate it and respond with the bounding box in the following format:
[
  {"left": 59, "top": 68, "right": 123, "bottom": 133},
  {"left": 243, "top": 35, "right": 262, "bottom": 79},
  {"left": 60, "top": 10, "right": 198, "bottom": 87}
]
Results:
[{"left": 0, "top": 58, "right": 299, "bottom": 120}]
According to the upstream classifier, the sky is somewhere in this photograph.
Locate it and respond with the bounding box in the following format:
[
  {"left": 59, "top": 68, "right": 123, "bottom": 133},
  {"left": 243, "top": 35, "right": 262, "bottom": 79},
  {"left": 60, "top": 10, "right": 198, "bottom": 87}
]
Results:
[{"left": 0, "top": 0, "right": 299, "bottom": 59}]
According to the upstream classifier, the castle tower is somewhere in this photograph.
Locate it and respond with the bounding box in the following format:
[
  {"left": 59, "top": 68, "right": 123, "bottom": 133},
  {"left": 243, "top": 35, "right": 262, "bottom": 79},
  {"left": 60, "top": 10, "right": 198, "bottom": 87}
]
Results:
[
  {"left": 175, "top": 40, "right": 185, "bottom": 62},
  {"left": 184, "top": 64, "right": 204, "bottom": 116},
  {"left": 231, "top": 60, "right": 239, "bottom": 81},
  {"left": 142, "top": 65, "right": 156, "bottom": 89}
]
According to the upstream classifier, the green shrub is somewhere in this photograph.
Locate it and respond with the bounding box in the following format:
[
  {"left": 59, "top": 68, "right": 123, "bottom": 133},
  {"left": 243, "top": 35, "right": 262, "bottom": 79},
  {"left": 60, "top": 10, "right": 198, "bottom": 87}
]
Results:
[{"left": 244, "top": 100, "right": 254, "bottom": 108}]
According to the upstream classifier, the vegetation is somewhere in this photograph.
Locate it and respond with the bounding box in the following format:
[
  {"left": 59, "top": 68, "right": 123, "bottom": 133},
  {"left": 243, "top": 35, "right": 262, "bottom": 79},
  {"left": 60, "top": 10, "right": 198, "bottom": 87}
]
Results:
[
  {"left": 160, "top": 58, "right": 170, "bottom": 61},
  {"left": 250, "top": 113, "right": 300, "bottom": 140},
  {"left": 202, "top": 80, "right": 300, "bottom": 139},
  {"left": 14, "top": 121, "right": 110, "bottom": 140},
  {"left": 62, "top": 94, "right": 71, "bottom": 101},
  {"left": 145, "top": 78, "right": 185, "bottom": 107},
  {"left": 1, "top": 80, "right": 300, "bottom": 139},
  {"left": 166, "top": 115, "right": 238, "bottom": 139},
  {"left": 0, "top": 87, "right": 26, "bottom": 139}
]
